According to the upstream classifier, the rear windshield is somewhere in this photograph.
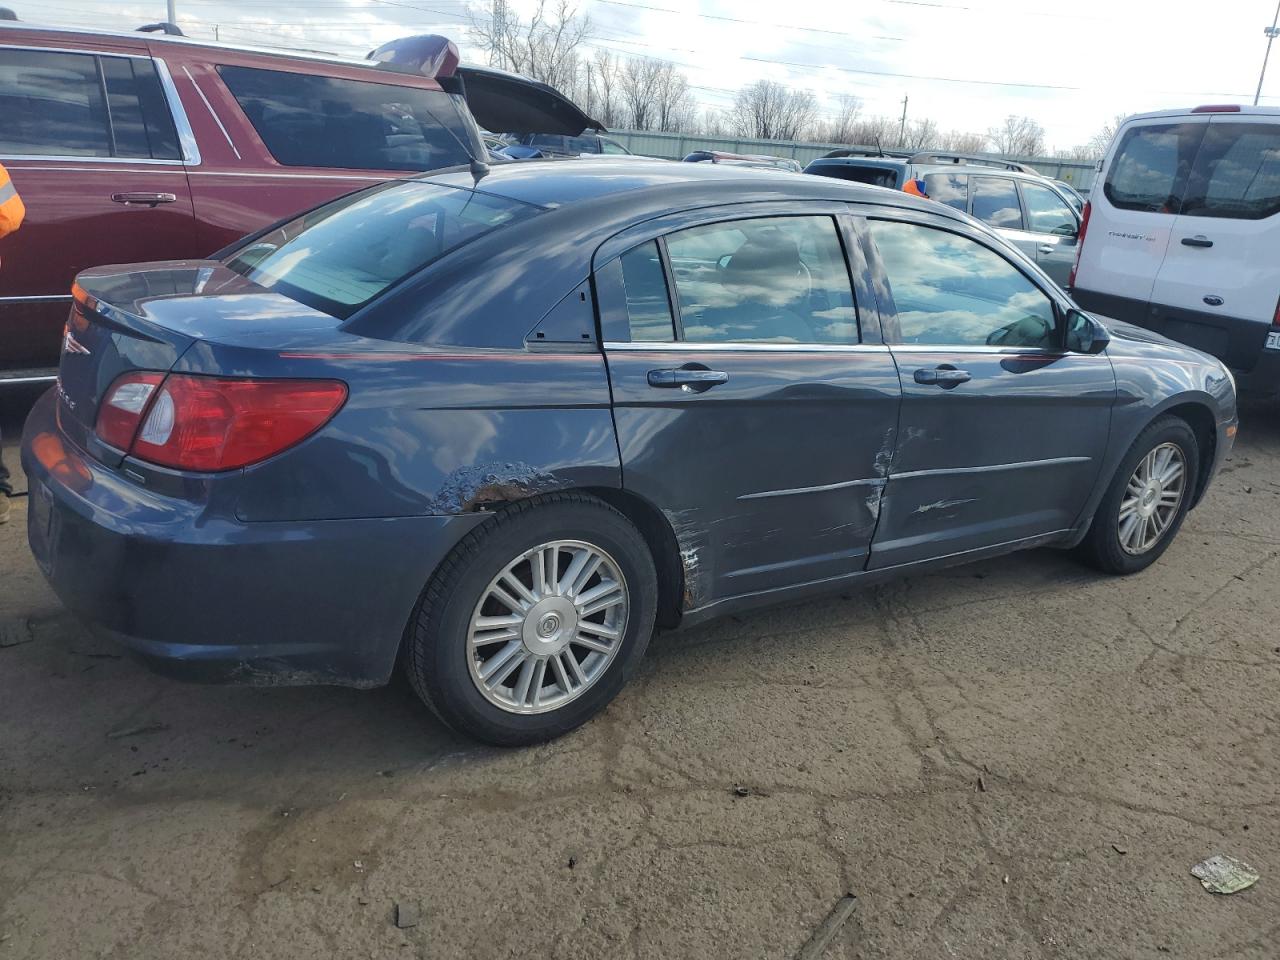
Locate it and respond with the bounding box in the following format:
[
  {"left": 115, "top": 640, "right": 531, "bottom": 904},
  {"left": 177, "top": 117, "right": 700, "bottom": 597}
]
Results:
[
  {"left": 223, "top": 181, "right": 543, "bottom": 318},
  {"left": 1104, "top": 122, "right": 1206, "bottom": 214},
  {"left": 1182, "top": 122, "right": 1280, "bottom": 220},
  {"left": 807, "top": 164, "right": 900, "bottom": 189},
  {"left": 218, "top": 65, "right": 478, "bottom": 172}
]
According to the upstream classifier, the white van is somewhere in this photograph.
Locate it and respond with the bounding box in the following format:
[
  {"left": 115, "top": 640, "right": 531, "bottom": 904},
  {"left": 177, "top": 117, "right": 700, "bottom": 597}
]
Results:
[{"left": 1071, "top": 105, "right": 1280, "bottom": 392}]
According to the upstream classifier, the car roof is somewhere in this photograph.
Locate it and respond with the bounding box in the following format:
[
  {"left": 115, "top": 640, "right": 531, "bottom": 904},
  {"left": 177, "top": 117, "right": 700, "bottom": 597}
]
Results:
[
  {"left": 911, "top": 163, "right": 1049, "bottom": 182},
  {"left": 1120, "top": 104, "right": 1280, "bottom": 122},
  {"left": 424, "top": 157, "right": 952, "bottom": 215}
]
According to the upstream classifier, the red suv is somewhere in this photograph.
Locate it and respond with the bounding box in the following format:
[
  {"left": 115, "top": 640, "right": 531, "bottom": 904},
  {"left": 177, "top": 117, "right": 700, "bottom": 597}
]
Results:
[{"left": 0, "top": 24, "right": 597, "bottom": 385}]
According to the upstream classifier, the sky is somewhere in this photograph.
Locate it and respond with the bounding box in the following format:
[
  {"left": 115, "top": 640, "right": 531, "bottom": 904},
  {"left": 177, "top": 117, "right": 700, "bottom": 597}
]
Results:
[{"left": 8, "top": 0, "right": 1280, "bottom": 149}]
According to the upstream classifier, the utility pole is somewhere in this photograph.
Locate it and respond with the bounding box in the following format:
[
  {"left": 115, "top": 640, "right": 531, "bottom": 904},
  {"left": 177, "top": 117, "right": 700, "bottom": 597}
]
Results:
[
  {"left": 166, "top": 0, "right": 176, "bottom": 26},
  {"left": 899, "top": 95, "right": 908, "bottom": 147},
  {"left": 1256, "top": 0, "right": 1280, "bottom": 105}
]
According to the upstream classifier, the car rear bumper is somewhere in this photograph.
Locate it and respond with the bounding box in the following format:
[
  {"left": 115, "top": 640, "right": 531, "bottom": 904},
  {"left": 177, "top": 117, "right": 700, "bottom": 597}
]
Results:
[
  {"left": 20, "top": 390, "right": 482, "bottom": 687},
  {"left": 1073, "top": 288, "right": 1279, "bottom": 393}
]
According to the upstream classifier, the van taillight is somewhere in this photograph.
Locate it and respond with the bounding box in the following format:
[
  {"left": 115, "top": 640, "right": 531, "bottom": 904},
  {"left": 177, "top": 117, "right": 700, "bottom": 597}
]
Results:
[
  {"left": 1273, "top": 293, "right": 1280, "bottom": 328},
  {"left": 1068, "top": 199, "right": 1091, "bottom": 291},
  {"left": 95, "top": 372, "right": 347, "bottom": 471}
]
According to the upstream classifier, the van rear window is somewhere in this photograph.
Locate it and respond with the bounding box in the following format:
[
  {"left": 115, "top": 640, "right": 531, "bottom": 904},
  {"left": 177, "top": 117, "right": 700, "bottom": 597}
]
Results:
[
  {"left": 1182, "top": 123, "right": 1280, "bottom": 220},
  {"left": 808, "top": 164, "right": 900, "bottom": 189},
  {"left": 217, "top": 65, "right": 478, "bottom": 172},
  {"left": 1104, "top": 122, "right": 1206, "bottom": 214},
  {"left": 223, "top": 181, "right": 542, "bottom": 318}
]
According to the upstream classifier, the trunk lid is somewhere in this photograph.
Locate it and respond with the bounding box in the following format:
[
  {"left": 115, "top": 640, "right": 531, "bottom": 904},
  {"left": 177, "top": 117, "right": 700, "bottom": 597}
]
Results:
[{"left": 58, "top": 261, "right": 338, "bottom": 457}]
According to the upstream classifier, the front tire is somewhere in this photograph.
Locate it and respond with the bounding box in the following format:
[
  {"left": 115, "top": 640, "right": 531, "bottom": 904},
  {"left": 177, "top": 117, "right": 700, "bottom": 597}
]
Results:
[
  {"left": 1081, "top": 416, "right": 1199, "bottom": 575},
  {"left": 405, "top": 494, "right": 657, "bottom": 746}
]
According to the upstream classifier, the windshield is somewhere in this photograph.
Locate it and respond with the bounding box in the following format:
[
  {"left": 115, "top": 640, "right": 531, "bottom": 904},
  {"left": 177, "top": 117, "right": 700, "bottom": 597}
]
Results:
[{"left": 223, "top": 181, "right": 543, "bottom": 318}]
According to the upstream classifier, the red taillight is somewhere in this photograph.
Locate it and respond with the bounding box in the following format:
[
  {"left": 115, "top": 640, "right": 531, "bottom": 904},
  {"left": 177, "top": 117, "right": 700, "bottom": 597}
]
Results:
[
  {"left": 95, "top": 371, "right": 165, "bottom": 451},
  {"left": 95, "top": 373, "right": 347, "bottom": 472},
  {"left": 1068, "top": 199, "right": 1092, "bottom": 291}
]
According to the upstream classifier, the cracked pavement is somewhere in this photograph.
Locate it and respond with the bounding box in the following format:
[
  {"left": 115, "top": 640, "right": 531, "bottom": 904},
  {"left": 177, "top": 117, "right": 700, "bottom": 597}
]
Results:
[{"left": 1, "top": 394, "right": 1279, "bottom": 959}]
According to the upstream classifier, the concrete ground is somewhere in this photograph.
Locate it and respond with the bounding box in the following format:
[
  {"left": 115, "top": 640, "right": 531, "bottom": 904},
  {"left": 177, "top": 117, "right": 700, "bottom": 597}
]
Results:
[{"left": 1, "top": 393, "right": 1278, "bottom": 959}]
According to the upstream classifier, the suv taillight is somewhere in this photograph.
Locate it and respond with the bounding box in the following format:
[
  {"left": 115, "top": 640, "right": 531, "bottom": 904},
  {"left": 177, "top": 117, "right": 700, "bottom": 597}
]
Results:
[
  {"left": 95, "top": 373, "right": 347, "bottom": 471},
  {"left": 1068, "top": 199, "right": 1091, "bottom": 291}
]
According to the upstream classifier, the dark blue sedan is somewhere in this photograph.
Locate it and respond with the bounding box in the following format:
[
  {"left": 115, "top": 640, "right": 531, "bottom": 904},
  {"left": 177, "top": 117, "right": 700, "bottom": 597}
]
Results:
[{"left": 23, "top": 160, "right": 1237, "bottom": 745}]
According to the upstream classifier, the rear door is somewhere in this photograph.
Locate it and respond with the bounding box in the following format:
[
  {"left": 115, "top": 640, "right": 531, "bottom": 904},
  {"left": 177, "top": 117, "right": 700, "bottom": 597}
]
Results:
[
  {"left": 597, "top": 205, "right": 901, "bottom": 609},
  {"left": 864, "top": 211, "right": 1114, "bottom": 569},
  {"left": 1018, "top": 179, "right": 1081, "bottom": 286},
  {"left": 1075, "top": 116, "right": 1209, "bottom": 303},
  {"left": 1149, "top": 115, "right": 1280, "bottom": 366},
  {"left": 0, "top": 45, "right": 198, "bottom": 380}
]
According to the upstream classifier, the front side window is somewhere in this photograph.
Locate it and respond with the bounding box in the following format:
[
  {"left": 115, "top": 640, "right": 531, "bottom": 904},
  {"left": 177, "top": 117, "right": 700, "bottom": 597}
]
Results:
[
  {"left": 218, "top": 65, "right": 476, "bottom": 171},
  {"left": 1104, "top": 122, "right": 1206, "bottom": 214},
  {"left": 971, "top": 177, "right": 1023, "bottom": 229},
  {"left": 871, "top": 220, "right": 1058, "bottom": 349},
  {"left": 1021, "top": 182, "right": 1077, "bottom": 236},
  {"left": 1182, "top": 122, "right": 1280, "bottom": 220},
  {"left": 664, "top": 216, "right": 858, "bottom": 344},
  {"left": 223, "top": 181, "right": 541, "bottom": 318}
]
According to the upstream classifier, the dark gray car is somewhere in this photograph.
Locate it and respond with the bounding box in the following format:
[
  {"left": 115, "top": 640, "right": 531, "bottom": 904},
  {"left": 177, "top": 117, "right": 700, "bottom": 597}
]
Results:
[{"left": 23, "top": 160, "right": 1237, "bottom": 746}]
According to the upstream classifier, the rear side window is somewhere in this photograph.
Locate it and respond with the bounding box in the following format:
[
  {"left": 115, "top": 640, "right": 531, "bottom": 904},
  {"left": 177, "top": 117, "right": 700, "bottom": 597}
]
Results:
[
  {"left": 1182, "top": 122, "right": 1280, "bottom": 220},
  {"left": 223, "top": 181, "right": 541, "bottom": 318},
  {"left": 923, "top": 173, "right": 968, "bottom": 210},
  {"left": 618, "top": 242, "right": 675, "bottom": 341},
  {"left": 218, "top": 65, "right": 475, "bottom": 171},
  {"left": 0, "top": 50, "right": 179, "bottom": 159},
  {"left": 971, "top": 177, "right": 1022, "bottom": 229},
  {"left": 665, "top": 216, "right": 857, "bottom": 344},
  {"left": 1104, "top": 122, "right": 1206, "bottom": 214}
]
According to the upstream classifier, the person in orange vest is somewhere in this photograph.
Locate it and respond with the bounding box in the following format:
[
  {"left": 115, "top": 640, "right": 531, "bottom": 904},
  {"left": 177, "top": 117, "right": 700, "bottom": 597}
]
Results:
[{"left": 0, "top": 160, "right": 27, "bottom": 524}]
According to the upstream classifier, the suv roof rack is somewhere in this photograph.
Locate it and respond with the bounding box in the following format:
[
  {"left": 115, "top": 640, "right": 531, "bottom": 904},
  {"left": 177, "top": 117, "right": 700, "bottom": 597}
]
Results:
[
  {"left": 909, "top": 151, "right": 1038, "bottom": 173},
  {"left": 821, "top": 147, "right": 912, "bottom": 160}
]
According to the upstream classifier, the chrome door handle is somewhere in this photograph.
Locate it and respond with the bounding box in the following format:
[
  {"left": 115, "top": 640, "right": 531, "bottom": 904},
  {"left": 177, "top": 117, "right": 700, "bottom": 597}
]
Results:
[
  {"left": 914, "top": 367, "right": 971, "bottom": 387},
  {"left": 111, "top": 192, "right": 177, "bottom": 206},
  {"left": 647, "top": 367, "right": 729, "bottom": 392}
]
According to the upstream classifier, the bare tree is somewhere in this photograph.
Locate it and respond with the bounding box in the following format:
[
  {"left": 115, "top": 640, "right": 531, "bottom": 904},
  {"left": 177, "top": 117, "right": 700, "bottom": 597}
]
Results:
[
  {"left": 700, "top": 108, "right": 734, "bottom": 137},
  {"left": 819, "top": 93, "right": 863, "bottom": 143},
  {"left": 848, "top": 115, "right": 897, "bottom": 150},
  {"left": 732, "top": 80, "right": 818, "bottom": 141},
  {"left": 936, "top": 129, "right": 989, "bottom": 153},
  {"left": 615, "top": 58, "right": 696, "bottom": 132},
  {"left": 470, "top": 0, "right": 591, "bottom": 92},
  {"left": 1086, "top": 113, "right": 1129, "bottom": 157},
  {"left": 901, "top": 117, "right": 939, "bottom": 151},
  {"left": 573, "top": 50, "right": 625, "bottom": 128},
  {"left": 986, "top": 115, "right": 1045, "bottom": 157}
]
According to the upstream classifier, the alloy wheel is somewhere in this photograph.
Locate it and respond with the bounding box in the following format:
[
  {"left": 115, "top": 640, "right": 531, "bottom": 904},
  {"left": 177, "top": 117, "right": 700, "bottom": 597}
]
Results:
[
  {"left": 1118, "top": 442, "right": 1186, "bottom": 556},
  {"left": 466, "top": 539, "right": 629, "bottom": 714}
]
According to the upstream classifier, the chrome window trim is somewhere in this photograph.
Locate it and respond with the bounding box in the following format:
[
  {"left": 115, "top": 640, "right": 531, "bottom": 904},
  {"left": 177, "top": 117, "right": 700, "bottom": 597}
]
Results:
[
  {"left": 183, "top": 65, "right": 241, "bottom": 160},
  {"left": 154, "top": 58, "right": 200, "bottom": 165},
  {"left": 602, "top": 341, "right": 891, "bottom": 353},
  {"left": 888, "top": 344, "right": 1079, "bottom": 356},
  {"left": 0, "top": 46, "right": 190, "bottom": 165},
  {"left": 0, "top": 294, "right": 74, "bottom": 303},
  {"left": 0, "top": 374, "right": 58, "bottom": 384}
]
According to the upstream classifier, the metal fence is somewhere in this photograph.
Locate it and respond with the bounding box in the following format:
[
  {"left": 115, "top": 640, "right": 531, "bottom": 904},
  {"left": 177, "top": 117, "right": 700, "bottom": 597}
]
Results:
[{"left": 606, "top": 129, "right": 1098, "bottom": 191}]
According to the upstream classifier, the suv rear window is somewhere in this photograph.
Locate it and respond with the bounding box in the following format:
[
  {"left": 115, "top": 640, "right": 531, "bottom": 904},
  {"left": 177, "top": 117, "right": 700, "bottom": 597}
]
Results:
[
  {"left": 1182, "top": 122, "right": 1280, "bottom": 220},
  {"left": 217, "top": 65, "right": 477, "bottom": 172},
  {"left": 224, "top": 181, "right": 542, "bottom": 318},
  {"left": 1104, "top": 122, "right": 1206, "bottom": 214},
  {"left": 807, "top": 163, "right": 900, "bottom": 189}
]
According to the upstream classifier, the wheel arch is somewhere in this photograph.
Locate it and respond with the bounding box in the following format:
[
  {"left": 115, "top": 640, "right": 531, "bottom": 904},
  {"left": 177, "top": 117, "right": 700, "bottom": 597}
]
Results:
[{"left": 1157, "top": 399, "right": 1217, "bottom": 508}]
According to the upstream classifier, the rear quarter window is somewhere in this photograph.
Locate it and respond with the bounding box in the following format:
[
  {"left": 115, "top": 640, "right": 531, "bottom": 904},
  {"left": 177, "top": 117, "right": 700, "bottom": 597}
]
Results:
[
  {"left": 217, "top": 65, "right": 476, "bottom": 172},
  {"left": 1104, "top": 122, "right": 1206, "bottom": 214}
]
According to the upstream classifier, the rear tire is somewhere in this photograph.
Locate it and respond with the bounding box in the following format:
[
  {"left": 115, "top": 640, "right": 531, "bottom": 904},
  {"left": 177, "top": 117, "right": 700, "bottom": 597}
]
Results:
[
  {"left": 1081, "top": 416, "right": 1199, "bottom": 575},
  {"left": 405, "top": 494, "right": 657, "bottom": 746}
]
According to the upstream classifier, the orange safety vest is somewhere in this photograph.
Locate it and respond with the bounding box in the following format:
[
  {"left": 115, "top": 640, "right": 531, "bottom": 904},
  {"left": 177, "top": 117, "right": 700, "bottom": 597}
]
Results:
[{"left": 0, "top": 162, "right": 26, "bottom": 239}]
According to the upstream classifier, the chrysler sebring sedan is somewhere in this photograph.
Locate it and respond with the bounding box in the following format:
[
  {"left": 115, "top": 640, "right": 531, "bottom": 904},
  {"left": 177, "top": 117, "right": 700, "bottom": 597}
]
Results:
[{"left": 23, "top": 160, "right": 1236, "bottom": 745}]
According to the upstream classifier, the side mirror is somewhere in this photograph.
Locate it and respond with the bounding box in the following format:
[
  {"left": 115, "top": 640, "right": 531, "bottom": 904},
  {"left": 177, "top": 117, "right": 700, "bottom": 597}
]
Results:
[{"left": 1065, "top": 309, "right": 1110, "bottom": 354}]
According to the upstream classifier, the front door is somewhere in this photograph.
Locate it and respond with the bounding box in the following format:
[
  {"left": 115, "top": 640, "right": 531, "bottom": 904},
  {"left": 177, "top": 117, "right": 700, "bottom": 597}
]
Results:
[
  {"left": 596, "top": 210, "right": 901, "bottom": 610},
  {"left": 1018, "top": 179, "right": 1081, "bottom": 286},
  {"left": 862, "top": 212, "right": 1116, "bottom": 569},
  {"left": 0, "top": 47, "right": 198, "bottom": 379}
]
